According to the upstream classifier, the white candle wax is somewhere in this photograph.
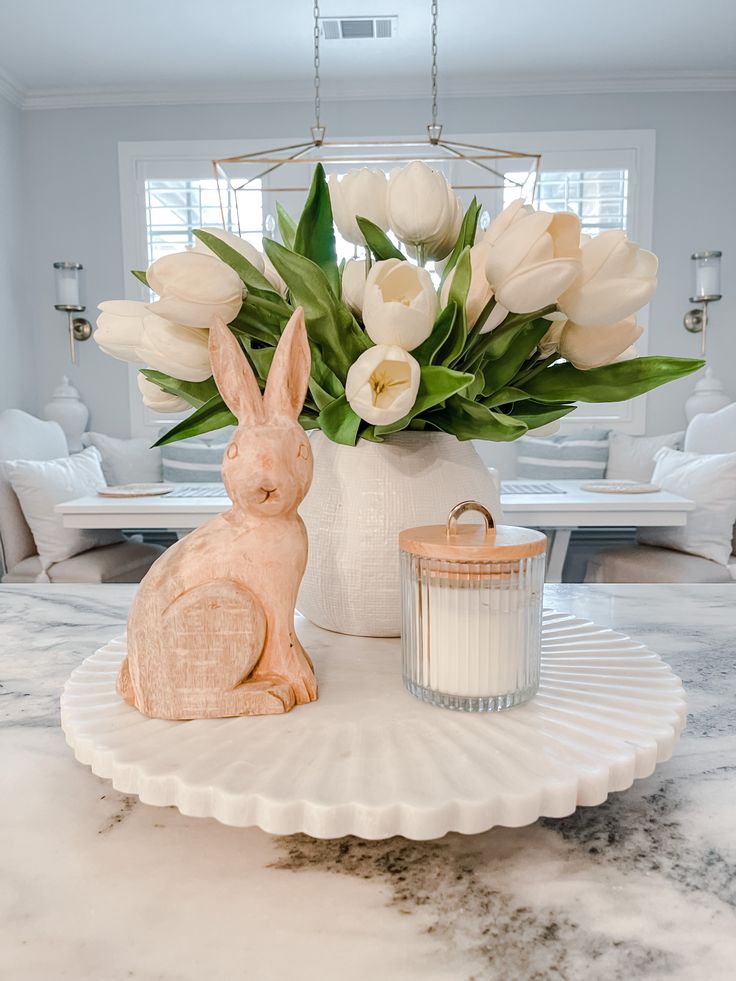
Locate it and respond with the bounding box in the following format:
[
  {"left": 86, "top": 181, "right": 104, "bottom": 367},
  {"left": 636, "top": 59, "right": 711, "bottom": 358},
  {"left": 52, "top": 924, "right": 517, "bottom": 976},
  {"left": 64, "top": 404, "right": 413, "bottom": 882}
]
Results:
[
  {"left": 55, "top": 268, "right": 80, "bottom": 307},
  {"left": 421, "top": 580, "right": 534, "bottom": 697},
  {"left": 695, "top": 263, "right": 720, "bottom": 299}
]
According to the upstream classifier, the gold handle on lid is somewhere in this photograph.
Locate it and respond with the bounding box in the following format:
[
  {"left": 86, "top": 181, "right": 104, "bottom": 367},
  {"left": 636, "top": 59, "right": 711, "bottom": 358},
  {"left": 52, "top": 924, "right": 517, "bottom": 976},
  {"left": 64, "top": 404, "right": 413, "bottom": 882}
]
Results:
[{"left": 446, "top": 501, "right": 496, "bottom": 539}]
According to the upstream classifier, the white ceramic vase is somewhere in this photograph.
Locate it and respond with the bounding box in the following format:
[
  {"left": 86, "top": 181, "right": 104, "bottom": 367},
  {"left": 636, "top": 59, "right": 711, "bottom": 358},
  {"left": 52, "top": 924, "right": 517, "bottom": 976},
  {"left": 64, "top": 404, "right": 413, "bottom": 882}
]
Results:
[
  {"left": 43, "top": 376, "right": 89, "bottom": 452},
  {"left": 298, "top": 431, "right": 501, "bottom": 637}
]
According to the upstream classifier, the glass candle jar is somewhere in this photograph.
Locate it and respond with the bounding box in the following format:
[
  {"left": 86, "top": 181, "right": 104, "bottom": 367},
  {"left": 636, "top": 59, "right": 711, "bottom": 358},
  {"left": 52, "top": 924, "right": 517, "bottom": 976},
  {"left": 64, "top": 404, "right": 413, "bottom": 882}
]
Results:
[{"left": 400, "top": 501, "right": 546, "bottom": 713}]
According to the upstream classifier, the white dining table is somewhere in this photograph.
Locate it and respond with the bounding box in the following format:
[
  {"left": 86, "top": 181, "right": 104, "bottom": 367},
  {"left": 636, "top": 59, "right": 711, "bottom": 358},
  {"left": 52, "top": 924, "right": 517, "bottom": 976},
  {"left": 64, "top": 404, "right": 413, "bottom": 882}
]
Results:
[{"left": 56, "top": 478, "right": 695, "bottom": 582}]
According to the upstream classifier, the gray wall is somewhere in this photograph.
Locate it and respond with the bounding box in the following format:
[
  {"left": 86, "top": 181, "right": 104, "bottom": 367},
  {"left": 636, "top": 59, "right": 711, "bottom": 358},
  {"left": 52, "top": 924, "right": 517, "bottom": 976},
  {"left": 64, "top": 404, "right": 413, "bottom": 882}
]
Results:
[
  {"left": 18, "top": 90, "right": 736, "bottom": 437},
  {"left": 0, "top": 94, "right": 34, "bottom": 412}
]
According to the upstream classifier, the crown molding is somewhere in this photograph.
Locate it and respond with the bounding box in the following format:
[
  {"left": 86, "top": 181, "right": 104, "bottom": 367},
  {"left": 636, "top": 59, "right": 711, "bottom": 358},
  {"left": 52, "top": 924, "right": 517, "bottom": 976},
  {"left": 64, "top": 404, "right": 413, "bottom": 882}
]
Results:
[
  {"left": 0, "top": 66, "right": 25, "bottom": 107},
  {"left": 19, "top": 70, "right": 736, "bottom": 110}
]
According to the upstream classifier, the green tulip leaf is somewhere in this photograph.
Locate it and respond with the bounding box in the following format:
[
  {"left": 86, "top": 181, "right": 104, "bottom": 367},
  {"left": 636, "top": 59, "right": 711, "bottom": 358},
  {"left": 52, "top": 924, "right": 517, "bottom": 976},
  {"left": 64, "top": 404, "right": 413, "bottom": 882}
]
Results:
[
  {"left": 317, "top": 395, "right": 362, "bottom": 446},
  {"left": 263, "top": 238, "right": 370, "bottom": 380},
  {"left": 294, "top": 163, "right": 340, "bottom": 296},
  {"left": 412, "top": 302, "right": 457, "bottom": 366},
  {"left": 131, "top": 269, "right": 149, "bottom": 288},
  {"left": 504, "top": 400, "right": 577, "bottom": 429},
  {"left": 482, "top": 318, "right": 552, "bottom": 395},
  {"left": 482, "top": 386, "right": 530, "bottom": 408},
  {"left": 139, "top": 370, "right": 219, "bottom": 408},
  {"left": 523, "top": 356, "right": 705, "bottom": 403},
  {"left": 439, "top": 246, "right": 471, "bottom": 366},
  {"left": 276, "top": 202, "right": 297, "bottom": 250},
  {"left": 153, "top": 394, "right": 236, "bottom": 447},
  {"left": 356, "top": 217, "right": 406, "bottom": 262},
  {"left": 439, "top": 197, "right": 480, "bottom": 289},
  {"left": 374, "top": 366, "right": 475, "bottom": 436},
  {"left": 428, "top": 394, "right": 528, "bottom": 442},
  {"left": 192, "top": 229, "right": 281, "bottom": 299}
]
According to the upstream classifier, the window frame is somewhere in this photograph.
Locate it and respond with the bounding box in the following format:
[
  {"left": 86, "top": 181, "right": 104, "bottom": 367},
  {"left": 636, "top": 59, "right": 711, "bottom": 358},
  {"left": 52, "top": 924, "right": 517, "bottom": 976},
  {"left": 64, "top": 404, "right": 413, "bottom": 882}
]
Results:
[{"left": 119, "top": 130, "right": 655, "bottom": 438}]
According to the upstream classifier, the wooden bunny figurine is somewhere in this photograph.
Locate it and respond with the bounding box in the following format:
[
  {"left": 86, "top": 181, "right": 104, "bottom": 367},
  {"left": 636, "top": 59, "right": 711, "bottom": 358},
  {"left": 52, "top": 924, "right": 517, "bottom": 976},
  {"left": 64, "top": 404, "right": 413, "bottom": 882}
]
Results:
[{"left": 118, "top": 306, "right": 318, "bottom": 719}]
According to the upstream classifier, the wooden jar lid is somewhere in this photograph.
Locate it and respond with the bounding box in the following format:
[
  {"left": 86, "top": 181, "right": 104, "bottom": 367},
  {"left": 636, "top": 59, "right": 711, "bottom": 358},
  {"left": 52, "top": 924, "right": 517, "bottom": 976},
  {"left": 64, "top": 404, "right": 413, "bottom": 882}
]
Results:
[{"left": 400, "top": 501, "right": 547, "bottom": 563}]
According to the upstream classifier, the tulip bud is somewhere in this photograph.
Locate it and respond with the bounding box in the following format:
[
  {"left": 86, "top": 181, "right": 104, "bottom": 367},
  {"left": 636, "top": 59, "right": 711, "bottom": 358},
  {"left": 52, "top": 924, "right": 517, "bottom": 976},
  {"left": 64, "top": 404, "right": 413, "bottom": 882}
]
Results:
[
  {"left": 386, "top": 162, "right": 457, "bottom": 252},
  {"left": 193, "top": 227, "right": 265, "bottom": 273},
  {"left": 559, "top": 316, "right": 644, "bottom": 370},
  {"left": 136, "top": 313, "right": 212, "bottom": 382},
  {"left": 94, "top": 300, "right": 147, "bottom": 362},
  {"left": 558, "top": 231, "right": 658, "bottom": 327},
  {"left": 147, "top": 251, "right": 243, "bottom": 328},
  {"left": 480, "top": 199, "right": 534, "bottom": 246},
  {"left": 362, "top": 258, "right": 437, "bottom": 351},
  {"left": 484, "top": 209, "right": 582, "bottom": 314},
  {"left": 345, "top": 345, "right": 420, "bottom": 426},
  {"left": 137, "top": 374, "right": 188, "bottom": 413},
  {"left": 328, "top": 169, "right": 389, "bottom": 247},
  {"left": 342, "top": 258, "right": 368, "bottom": 316}
]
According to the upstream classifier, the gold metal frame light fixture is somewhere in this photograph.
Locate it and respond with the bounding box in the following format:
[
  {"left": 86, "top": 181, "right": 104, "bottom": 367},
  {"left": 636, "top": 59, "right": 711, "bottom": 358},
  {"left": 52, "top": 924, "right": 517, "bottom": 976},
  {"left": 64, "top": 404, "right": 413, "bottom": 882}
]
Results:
[{"left": 212, "top": 1, "right": 541, "bottom": 236}]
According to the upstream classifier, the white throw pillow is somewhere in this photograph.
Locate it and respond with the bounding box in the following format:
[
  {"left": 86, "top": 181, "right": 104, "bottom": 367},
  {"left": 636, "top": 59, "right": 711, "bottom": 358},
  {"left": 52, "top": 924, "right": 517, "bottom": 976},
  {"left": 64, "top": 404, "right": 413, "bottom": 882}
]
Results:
[
  {"left": 637, "top": 447, "right": 736, "bottom": 565},
  {"left": 82, "top": 431, "right": 162, "bottom": 485},
  {"left": 606, "top": 430, "right": 684, "bottom": 482},
  {"left": 4, "top": 446, "right": 123, "bottom": 578}
]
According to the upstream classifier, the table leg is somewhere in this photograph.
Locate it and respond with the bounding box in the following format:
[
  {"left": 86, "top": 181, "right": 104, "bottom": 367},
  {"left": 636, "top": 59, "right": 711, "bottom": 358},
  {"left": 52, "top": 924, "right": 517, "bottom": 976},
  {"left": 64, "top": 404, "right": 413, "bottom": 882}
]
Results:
[{"left": 545, "top": 529, "right": 572, "bottom": 583}]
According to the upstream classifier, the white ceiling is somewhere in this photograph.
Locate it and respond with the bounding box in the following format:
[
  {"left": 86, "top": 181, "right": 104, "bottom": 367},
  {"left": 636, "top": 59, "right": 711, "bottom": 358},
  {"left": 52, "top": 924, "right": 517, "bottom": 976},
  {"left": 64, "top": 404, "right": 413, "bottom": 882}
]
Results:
[{"left": 1, "top": 0, "right": 735, "bottom": 107}]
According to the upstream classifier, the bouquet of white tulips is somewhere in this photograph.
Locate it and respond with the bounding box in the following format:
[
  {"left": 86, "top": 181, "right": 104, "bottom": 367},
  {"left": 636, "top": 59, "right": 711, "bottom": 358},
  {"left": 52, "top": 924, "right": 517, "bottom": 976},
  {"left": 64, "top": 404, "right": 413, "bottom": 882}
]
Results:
[{"left": 95, "top": 161, "right": 702, "bottom": 447}]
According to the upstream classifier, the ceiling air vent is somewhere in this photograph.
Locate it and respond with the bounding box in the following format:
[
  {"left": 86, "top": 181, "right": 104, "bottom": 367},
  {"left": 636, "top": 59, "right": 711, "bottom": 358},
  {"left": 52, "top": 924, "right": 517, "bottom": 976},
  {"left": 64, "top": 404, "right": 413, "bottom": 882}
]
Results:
[{"left": 320, "top": 16, "right": 398, "bottom": 40}]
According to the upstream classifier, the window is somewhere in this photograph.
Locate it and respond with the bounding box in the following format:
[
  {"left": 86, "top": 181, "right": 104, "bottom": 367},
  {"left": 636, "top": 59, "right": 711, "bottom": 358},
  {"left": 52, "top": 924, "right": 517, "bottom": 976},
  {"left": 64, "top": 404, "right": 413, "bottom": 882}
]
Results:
[
  {"left": 120, "top": 132, "right": 654, "bottom": 437},
  {"left": 144, "top": 178, "right": 263, "bottom": 264},
  {"left": 504, "top": 169, "right": 629, "bottom": 236}
]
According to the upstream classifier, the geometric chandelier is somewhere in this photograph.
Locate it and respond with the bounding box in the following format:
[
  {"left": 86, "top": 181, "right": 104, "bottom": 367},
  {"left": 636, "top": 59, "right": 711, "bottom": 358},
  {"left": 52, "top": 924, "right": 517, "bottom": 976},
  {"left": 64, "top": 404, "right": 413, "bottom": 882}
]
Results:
[{"left": 212, "top": 1, "right": 541, "bottom": 235}]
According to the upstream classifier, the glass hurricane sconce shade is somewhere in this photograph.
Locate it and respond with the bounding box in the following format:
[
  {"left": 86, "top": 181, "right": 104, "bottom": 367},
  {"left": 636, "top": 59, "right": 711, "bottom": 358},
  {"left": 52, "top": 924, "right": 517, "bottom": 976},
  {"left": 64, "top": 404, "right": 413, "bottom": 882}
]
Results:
[
  {"left": 53, "top": 262, "right": 92, "bottom": 365},
  {"left": 691, "top": 251, "right": 722, "bottom": 302}
]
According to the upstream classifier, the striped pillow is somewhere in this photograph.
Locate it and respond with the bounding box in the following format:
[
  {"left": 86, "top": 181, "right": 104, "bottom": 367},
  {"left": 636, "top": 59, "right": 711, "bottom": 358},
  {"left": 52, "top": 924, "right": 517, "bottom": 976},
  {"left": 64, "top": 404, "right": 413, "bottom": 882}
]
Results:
[
  {"left": 159, "top": 427, "right": 235, "bottom": 483},
  {"left": 516, "top": 428, "right": 610, "bottom": 480}
]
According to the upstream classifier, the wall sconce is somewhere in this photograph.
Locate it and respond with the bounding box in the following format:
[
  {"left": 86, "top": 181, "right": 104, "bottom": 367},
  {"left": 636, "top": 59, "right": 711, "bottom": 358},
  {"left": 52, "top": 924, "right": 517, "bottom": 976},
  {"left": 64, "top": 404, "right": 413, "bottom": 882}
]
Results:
[
  {"left": 682, "top": 251, "right": 729, "bottom": 421},
  {"left": 683, "top": 251, "right": 722, "bottom": 355},
  {"left": 53, "top": 262, "right": 92, "bottom": 364}
]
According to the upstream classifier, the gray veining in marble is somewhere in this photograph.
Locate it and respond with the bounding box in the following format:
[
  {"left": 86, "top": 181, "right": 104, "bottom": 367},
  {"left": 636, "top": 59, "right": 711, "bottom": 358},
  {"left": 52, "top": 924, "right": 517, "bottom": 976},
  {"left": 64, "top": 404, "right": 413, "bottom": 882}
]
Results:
[{"left": 1, "top": 583, "right": 735, "bottom": 981}]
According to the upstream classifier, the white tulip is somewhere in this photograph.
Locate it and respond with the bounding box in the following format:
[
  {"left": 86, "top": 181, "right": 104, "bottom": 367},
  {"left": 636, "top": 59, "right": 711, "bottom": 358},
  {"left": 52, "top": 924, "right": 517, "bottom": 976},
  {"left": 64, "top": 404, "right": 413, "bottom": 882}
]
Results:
[
  {"left": 480, "top": 199, "right": 534, "bottom": 246},
  {"left": 421, "top": 185, "right": 463, "bottom": 261},
  {"left": 362, "top": 258, "right": 437, "bottom": 351},
  {"left": 484, "top": 210, "right": 582, "bottom": 314},
  {"left": 193, "top": 227, "right": 265, "bottom": 273},
  {"left": 136, "top": 313, "right": 212, "bottom": 382},
  {"left": 558, "top": 230, "right": 658, "bottom": 327},
  {"left": 263, "top": 255, "right": 288, "bottom": 297},
  {"left": 558, "top": 316, "right": 644, "bottom": 370},
  {"left": 345, "top": 345, "right": 420, "bottom": 426},
  {"left": 328, "top": 169, "right": 389, "bottom": 247},
  {"left": 537, "top": 317, "right": 566, "bottom": 358},
  {"left": 147, "top": 251, "right": 243, "bottom": 328},
  {"left": 137, "top": 374, "right": 188, "bottom": 413},
  {"left": 342, "top": 258, "right": 368, "bottom": 316},
  {"left": 440, "top": 240, "right": 494, "bottom": 328},
  {"left": 386, "top": 162, "right": 457, "bottom": 252},
  {"left": 94, "top": 300, "right": 146, "bottom": 362},
  {"left": 614, "top": 345, "right": 639, "bottom": 363}
]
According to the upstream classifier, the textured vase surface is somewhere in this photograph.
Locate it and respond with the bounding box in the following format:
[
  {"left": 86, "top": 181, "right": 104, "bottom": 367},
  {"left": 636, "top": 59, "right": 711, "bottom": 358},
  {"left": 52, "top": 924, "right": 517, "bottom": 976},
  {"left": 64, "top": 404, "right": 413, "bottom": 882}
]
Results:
[{"left": 298, "top": 431, "right": 501, "bottom": 637}]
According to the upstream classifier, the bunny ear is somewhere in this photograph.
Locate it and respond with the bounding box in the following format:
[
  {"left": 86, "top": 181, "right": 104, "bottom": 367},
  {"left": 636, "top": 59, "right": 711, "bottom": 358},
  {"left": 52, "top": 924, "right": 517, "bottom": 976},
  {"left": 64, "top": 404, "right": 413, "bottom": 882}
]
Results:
[
  {"left": 264, "top": 306, "right": 311, "bottom": 422},
  {"left": 208, "top": 315, "right": 264, "bottom": 426}
]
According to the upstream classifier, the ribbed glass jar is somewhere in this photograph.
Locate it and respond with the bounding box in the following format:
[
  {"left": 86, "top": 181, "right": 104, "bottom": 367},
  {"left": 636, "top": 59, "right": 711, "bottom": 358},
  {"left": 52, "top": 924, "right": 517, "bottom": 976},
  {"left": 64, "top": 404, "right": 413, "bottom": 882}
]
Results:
[{"left": 399, "top": 503, "right": 546, "bottom": 713}]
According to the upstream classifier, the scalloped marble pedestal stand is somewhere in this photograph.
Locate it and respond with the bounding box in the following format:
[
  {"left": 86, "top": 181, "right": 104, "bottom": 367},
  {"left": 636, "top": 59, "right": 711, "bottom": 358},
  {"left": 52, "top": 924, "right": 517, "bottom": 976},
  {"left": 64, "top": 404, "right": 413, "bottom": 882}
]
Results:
[{"left": 61, "top": 611, "right": 686, "bottom": 841}]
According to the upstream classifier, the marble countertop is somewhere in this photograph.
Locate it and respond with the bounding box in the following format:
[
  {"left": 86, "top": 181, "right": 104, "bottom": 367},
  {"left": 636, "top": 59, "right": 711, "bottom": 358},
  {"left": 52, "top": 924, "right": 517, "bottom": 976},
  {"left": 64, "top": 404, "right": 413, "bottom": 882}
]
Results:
[{"left": 1, "top": 584, "right": 734, "bottom": 981}]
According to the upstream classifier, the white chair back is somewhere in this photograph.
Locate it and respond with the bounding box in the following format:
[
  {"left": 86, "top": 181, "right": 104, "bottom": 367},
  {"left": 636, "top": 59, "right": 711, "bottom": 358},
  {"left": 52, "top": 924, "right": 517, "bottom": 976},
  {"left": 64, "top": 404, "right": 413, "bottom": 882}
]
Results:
[
  {"left": 0, "top": 410, "right": 68, "bottom": 573},
  {"left": 684, "top": 402, "right": 736, "bottom": 454}
]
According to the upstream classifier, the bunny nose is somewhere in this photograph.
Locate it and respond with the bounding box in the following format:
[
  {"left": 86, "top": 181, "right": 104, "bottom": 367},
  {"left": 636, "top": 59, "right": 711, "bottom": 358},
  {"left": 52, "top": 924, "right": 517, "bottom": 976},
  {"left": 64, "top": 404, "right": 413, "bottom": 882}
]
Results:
[{"left": 259, "top": 486, "right": 277, "bottom": 501}]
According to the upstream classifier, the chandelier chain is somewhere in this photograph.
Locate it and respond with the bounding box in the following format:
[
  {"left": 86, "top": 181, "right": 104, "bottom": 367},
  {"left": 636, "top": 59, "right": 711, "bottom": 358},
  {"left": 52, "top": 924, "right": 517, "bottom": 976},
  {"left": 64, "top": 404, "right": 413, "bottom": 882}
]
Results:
[
  {"left": 313, "top": 0, "right": 321, "bottom": 128},
  {"left": 430, "top": 0, "right": 439, "bottom": 126}
]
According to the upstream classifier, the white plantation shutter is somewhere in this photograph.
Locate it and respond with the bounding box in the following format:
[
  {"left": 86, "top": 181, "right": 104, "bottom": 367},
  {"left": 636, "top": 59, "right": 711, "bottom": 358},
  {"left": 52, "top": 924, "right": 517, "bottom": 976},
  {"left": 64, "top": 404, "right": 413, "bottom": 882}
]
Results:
[
  {"left": 505, "top": 169, "right": 629, "bottom": 236},
  {"left": 144, "top": 178, "right": 263, "bottom": 264}
]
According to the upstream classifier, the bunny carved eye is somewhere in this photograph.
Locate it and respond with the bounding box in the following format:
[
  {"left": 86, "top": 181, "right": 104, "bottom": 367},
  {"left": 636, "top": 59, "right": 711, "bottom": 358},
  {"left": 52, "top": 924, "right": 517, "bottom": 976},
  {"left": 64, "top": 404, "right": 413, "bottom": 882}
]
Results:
[
  {"left": 226, "top": 443, "right": 238, "bottom": 460},
  {"left": 297, "top": 442, "right": 309, "bottom": 461}
]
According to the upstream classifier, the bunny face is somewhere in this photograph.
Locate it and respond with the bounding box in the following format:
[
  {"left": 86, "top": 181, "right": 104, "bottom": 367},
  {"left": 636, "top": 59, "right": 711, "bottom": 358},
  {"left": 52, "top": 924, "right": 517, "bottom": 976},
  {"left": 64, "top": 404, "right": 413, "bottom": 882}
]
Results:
[
  {"left": 223, "top": 422, "right": 313, "bottom": 517},
  {"left": 209, "top": 305, "right": 314, "bottom": 520}
]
